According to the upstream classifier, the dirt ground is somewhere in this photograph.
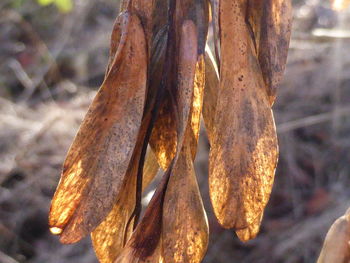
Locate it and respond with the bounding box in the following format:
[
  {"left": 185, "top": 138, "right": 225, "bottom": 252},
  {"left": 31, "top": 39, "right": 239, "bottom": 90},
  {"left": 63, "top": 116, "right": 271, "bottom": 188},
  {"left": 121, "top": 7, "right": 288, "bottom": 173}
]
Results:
[{"left": 0, "top": 0, "right": 350, "bottom": 262}]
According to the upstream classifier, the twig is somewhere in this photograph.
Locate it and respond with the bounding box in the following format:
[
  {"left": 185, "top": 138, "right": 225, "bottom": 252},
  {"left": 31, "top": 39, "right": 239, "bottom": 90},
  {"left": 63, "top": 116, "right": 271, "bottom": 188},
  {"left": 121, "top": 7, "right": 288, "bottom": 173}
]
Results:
[
  {"left": 0, "top": 9, "right": 62, "bottom": 101},
  {"left": 273, "top": 199, "right": 350, "bottom": 259},
  {"left": 277, "top": 106, "right": 350, "bottom": 133}
]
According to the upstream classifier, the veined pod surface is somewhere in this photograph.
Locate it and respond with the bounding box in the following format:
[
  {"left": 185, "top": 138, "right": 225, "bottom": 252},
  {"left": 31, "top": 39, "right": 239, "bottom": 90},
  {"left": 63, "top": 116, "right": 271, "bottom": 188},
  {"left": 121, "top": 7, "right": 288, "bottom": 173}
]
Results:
[
  {"left": 162, "top": 20, "right": 209, "bottom": 263},
  {"left": 209, "top": 0, "right": 278, "bottom": 230},
  {"left": 114, "top": 169, "right": 169, "bottom": 263},
  {"left": 49, "top": 12, "right": 148, "bottom": 244},
  {"left": 247, "top": 0, "right": 292, "bottom": 105},
  {"left": 235, "top": 213, "right": 263, "bottom": 242},
  {"left": 91, "top": 149, "right": 159, "bottom": 263},
  {"left": 150, "top": 0, "right": 208, "bottom": 170}
]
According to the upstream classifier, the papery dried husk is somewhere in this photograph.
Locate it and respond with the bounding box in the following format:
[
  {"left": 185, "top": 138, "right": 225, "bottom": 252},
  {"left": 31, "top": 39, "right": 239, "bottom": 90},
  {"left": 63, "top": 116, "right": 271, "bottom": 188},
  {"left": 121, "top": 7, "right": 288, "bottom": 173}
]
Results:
[
  {"left": 162, "top": 145, "right": 208, "bottom": 263},
  {"left": 209, "top": 0, "right": 278, "bottom": 230},
  {"left": 162, "top": 20, "right": 209, "bottom": 263},
  {"left": 247, "top": 0, "right": 292, "bottom": 105},
  {"left": 150, "top": 0, "right": 208, "bottom": 170},
  {"left": 236, "top": 213, "right": 263, "bottom": 242},
  {"left": 91, "top": 149, "right": 159, "bottom": 263},
  {"left": 49, "top": 12, "right": 147, "bottom": 244}
]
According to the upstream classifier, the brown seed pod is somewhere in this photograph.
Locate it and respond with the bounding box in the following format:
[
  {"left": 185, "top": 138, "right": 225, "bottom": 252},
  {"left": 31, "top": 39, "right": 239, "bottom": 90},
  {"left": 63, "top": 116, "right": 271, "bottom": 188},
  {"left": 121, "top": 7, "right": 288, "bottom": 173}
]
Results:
[
  {"left": 91, "top": 149, "right": 159, "bottom": 263},
  {"left": 162, "top": 20, "right": 209, "bottom": 263},
  {"left": 209, "top": 0, "right": 278, "bottom": 230},
  {"left": 114, "top": 169, "right": 169, "bottom": 263},
  {"left": 317, "top": 212, "right": 350, "bottom": 263},
  {"left": 236, "top": 213, "right": 263, "bottom": 242},
  {"left": 49, "top": 12, "right": 148, "bottom": 243},
  {"left": 247, "top": 0, "right": 292, "bottom": 105},
  {"left": 49, "top": 0, "right": 293, "bottom": 259}
]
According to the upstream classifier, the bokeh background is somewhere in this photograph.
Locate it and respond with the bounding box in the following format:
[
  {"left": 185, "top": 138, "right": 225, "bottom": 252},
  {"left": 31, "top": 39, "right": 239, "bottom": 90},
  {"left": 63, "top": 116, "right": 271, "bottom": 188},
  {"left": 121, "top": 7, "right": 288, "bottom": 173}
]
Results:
[{"left": 1, "top": 0, "right": 350, "bottom": 262}]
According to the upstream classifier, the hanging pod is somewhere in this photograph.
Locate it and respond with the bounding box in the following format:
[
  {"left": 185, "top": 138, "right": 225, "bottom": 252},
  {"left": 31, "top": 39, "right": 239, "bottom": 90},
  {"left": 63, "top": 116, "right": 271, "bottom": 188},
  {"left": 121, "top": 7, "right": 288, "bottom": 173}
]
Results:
[
  {"left": 49, "top": 11, "right": 148, "bottom": 244},
  {"left": 49, "top": 0, "right": 293, "bottom": 260},
  {"left": 209, "top": 0, "right": 278, "bottom": 231}
]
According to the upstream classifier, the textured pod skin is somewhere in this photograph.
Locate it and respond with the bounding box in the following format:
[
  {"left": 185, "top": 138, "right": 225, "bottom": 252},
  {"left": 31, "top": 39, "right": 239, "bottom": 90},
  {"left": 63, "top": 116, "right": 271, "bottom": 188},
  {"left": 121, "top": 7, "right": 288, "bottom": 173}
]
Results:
[
  {"left": 49, "top": 12, "right": 147, "bottom": 244},
  {"left": 162, "top": 20, "right": 209, "bottom": 263},
  {"left": 114, "top": 168, "right": 169, "bottom": 263},
  {"left": 236, "top": 213, "right": 263, "bottom": 242},
  {"left": 91, "top": 149, "right": 159, "bottom": 263},
  {"left": 247, "top": 0, "right": 292, "bottom": 105},
  {"left": 115, "top": 20, "right": 204, "bottom": 263},
  {"left": 209, "top": 0, "right": 278, "bottom": 230},
  {"left": 149, "top": 0, "right": 208, "bottom": 170},
  {"left": 163, "top": 145, "right": 208, "bottom": 263}
]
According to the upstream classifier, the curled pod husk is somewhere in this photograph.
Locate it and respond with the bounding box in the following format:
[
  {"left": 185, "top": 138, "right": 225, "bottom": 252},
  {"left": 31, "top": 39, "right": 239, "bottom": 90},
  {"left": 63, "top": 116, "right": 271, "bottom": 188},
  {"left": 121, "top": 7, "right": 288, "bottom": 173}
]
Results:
[
  {"left": 209, "top": 0, "right": 278, "bottom": 230},
  {"left": 91, "top": 0, "right": 169, "bottom": 257},
  {"left": 49, "top": 12, "right": 147, "bottom": 244}
]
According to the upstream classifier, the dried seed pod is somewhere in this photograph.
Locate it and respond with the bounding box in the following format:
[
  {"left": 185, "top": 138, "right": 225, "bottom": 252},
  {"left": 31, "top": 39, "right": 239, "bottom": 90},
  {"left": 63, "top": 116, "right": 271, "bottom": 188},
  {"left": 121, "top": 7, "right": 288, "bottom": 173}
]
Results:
[
  {"left": 317, "top": 213, "right": 350, "bottom": 263},
  {"left": 236, "top": 213, "right": 263, "bottom": 242},
  {"left": 149, "top": 98, "right": 178, "bottom": 170},
  {"left": 162, "top": 20, "right": 209, "bottom": 263},
  {"left": 149, "top": 42, "right": 206, "bottom": 170},
  {"left": 49, "top": 12, "right": 148, "bottom": 243},
  {"left": 161, "top": 110, "right": 208, "bottom": 261},
  {"left": 150, "top": 0, "right": 208, "bottom": 170},
  {"left": 209, "top": 0, "right": 278, "bottom": 229},
  {"left": 149, "top": 56, "right": 205, "bottom": 169},
  {"left": 114, "top": 169, "right": 169, "bottom": 263},
  {"left": 91, "top": 149, "right": 159, "bottom": 263},
  {"left": 163, "top": 146, "right": 208, "bottom": 263},
  {"left": 247, "top": 0, "right": 292, "bottom": 105},
  {"left": 174, "top": 19, "right": 200, "bottom": 156},
  {"left": 189, "top": 55, "right": 205, "bottom": 157},
  {"left": 194, "top": 0, "right": 209, "bottom": 56},
  {"left": 115, "top": 20, "right": 200, "bottom": 263},
  {"left": 91, "top": 176, "right": 136, "bottom": 263}
]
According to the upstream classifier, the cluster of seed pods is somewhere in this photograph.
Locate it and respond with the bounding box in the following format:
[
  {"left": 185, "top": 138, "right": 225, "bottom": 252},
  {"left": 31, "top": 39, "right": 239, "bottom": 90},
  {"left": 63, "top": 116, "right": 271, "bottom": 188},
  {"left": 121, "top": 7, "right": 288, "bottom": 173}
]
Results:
[{"left": 49, "top": 0, "right": 292, "bottom": 262}]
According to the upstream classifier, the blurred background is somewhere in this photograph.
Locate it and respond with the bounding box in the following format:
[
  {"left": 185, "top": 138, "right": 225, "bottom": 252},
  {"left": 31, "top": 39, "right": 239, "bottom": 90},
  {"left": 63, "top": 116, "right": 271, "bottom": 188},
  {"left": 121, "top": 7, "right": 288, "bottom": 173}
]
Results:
[{"left": 0, "top": 0, "right": 350, "bottom": 262}]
